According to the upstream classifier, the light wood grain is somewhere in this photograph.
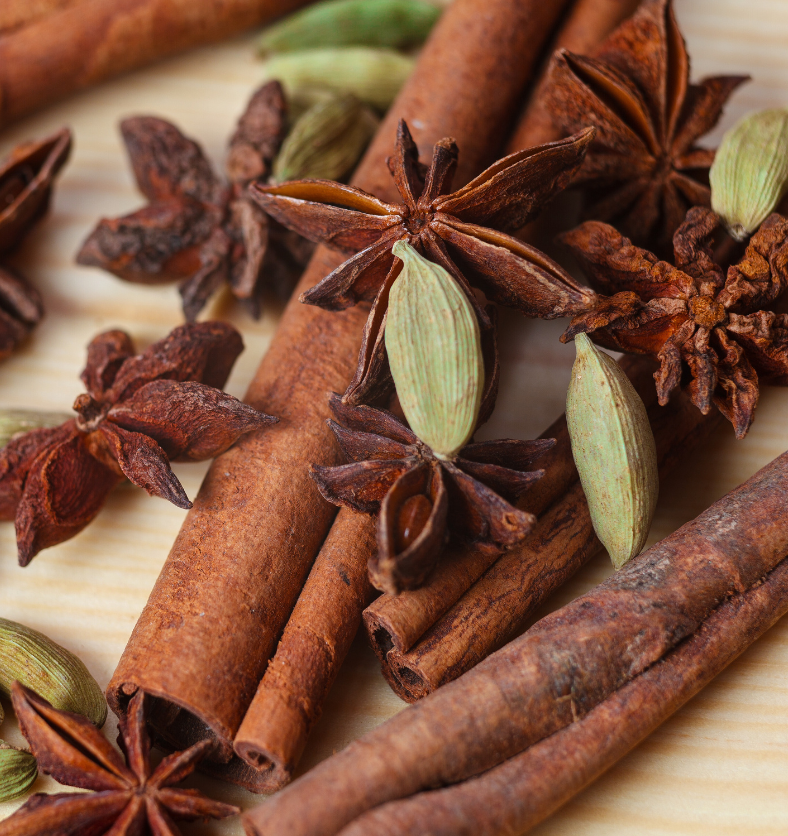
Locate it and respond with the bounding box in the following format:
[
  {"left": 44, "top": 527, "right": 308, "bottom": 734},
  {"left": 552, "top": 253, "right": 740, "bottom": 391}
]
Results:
[{"left": 0, "top": 2, "right": 787, "bottom": 833}]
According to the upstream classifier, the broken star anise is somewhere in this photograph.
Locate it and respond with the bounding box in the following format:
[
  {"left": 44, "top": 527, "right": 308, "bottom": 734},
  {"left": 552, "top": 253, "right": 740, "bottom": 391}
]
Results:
[
  {"left": 0, "top": 321, "right": 276, "bottom": 565},
  {"left": 76, "top": 81, "right": 311, "bottom": 320},
  {"left": 1, "top": 682, "right": 238, "bottom": 836},
  {"left": 312, "top": 387, "right": 554, "bottom": 594},
  {"left": 251, "top": 119, "right": 598, "bottom": 405},
  {"left": 561, "top": 206, "right": 788, "bottom": 438},
  {"left": 0, "top": 128, "right": 71, "bottom": 359},
  {"left": 543, "top": 0, "right": 746, "bottom": 252}
]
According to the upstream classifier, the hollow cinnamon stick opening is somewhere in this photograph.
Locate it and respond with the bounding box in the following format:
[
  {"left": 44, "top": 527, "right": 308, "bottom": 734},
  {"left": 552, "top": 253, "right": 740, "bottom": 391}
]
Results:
[
  {"left": 0, "top": 0, "right": 314, "bottom": 128},
  {"left": 335, "top": 555, "right": 788, "bottom": 836},
  {"left": 108, "top": 0, "right": 573, "bottom": 792},
  {"left": 243, "top": 448, "right": 788, "bottom": 836}
]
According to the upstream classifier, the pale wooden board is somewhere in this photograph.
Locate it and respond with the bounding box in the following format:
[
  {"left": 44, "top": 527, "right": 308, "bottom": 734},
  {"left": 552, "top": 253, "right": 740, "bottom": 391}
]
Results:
[{"left": 0, "top": 1, "right": 787, "bottom": 832}]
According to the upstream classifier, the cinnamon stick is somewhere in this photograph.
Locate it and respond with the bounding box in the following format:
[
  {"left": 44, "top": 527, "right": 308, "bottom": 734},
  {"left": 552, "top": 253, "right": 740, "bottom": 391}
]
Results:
[
  {"left": 108, "top": 0, "right": 572, "bottom": 792},
  {"left": 0, "top": 0, "right": 85, "bottom": 36},
  {"left": 383, "top": 387, "right": 722, "bottom": 701},
  {"left": 243, "top": 448, "right": 788, "bottom": 836},
  {"left": 334, "top": 555, "right": 788, "bottom": 836},
  {"left": 232, "top": 508, "right": 375, "bottom": 790},
  {"left": 0, "top": 0, "right": 314, "bottom": 128}
]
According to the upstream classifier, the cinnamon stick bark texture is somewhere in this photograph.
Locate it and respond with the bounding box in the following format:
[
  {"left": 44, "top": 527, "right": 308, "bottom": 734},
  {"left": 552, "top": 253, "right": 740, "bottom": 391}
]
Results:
[
  {"left": 335, "top": 555, "right": 788, "bottom": 836},
  {"left": 0, "top": 0, "right": 314, "bottom": 128},
  {"left": 233, "top": 508, "right": 375, "bottom": 789},
  {"left": 363, "top": 354, "right": 657, "bottom": 665},
  {"left": 244, "top": 448, "right": 788, "bottom": 836},
  {"left": 384, "top": 388, "right": 722, "bottom": 702},
  {"left": 109, "top": 0, "right": 572, "bottom": 791}
]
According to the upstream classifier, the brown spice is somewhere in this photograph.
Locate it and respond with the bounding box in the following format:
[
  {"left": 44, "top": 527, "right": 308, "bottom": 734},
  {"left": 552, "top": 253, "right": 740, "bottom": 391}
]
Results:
[
  {"left": 107, "top": 0, "right": 574, "bottom": 792},
  {"left": 543, "top": 0, "right": 746, "bottom": 251},
  {"left": 334, "top": 555, "right": 788, "bottom": 836},
  {"left": 0, "top": 0, "right": 315, "bottom": 128},
  {"left": 243, "top": 447, "right": 788, "bottom": 836},
  {"left": 0, "top": 683, "right": 238, "bottom": 835},
  {"left": 0, "top": 321, "right": 274, "bottom": 564},
  {"left": 233, "top": 508, "right": 375, "bottom": 789}
]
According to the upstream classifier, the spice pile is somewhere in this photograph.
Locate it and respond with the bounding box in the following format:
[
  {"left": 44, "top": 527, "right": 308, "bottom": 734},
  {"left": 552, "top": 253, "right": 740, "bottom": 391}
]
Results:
[{"left": 0, "top": 0, "right": 787, "bottom": 834}]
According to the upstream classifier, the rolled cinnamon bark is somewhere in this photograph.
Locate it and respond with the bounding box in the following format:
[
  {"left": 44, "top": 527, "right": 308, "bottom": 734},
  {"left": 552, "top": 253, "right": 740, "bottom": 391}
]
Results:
[
  {"left": 383, "top": 388, "right": 722, "bottom": 702},
  {"left": 336, "top": 555, "right": 788, "bottom": 836},
  {"left": 232, "top": 508, "right": 375, "bottom": 789},
  {"left": 0, "top": 0, "right": 314, "bottom": 128},
  {"left": 108, "top": 0, "right": 572, "bottom": 792},
  {"left": 363, "top": 355, "right": 657, "bottom": 665},
  {"left": 243, "top": 448, "right": 788, "bottom": 836},
  {"left": 0, "top": 0, "right": 85, "bottom": 36}
]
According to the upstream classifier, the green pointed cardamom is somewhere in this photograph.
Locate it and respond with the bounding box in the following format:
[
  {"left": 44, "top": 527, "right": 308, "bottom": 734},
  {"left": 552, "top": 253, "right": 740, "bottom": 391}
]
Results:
[
  {"left": 386, "top": 241, "right": 484, "bottom": 459},
  {"left": 0, "top": 745, "right": 37, "bottom": 802},
  {"left": 710, "top": 108, "right": 788, "bottom": 241},
  {"left": 0, "top": 619, "right": 107, "bottom": 727},
  {"left": 265, "top": 48, "right": 415, "bottom": 111},
  {"left": 257, "top": 0, "right": 441, "bottom": 56},
  {"left": 0, "top": 409, "right": 71, "bottom": 449},
  {"left": 272, "top": 94, "right": 378, "bottom": 183},
  {"left": 566, "top": 334, "right": 658, "bottom": 569}
]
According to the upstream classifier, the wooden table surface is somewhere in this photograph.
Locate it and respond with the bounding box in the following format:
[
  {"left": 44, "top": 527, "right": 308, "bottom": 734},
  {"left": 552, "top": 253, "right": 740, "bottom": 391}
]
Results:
[{"left": 0, "top": 1, "right": 787, "bottom": 833}]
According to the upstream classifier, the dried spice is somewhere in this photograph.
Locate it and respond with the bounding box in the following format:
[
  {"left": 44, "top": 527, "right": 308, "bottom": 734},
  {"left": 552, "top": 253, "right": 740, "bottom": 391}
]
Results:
[
  {"left": 0, "top": 745, "right": 37, "bottom": 803},
  {"left": 0, "top": 321, "right": 276, "bottom": 565},
  {"left": 252, "top": 119, "right": 596, "bottom": 404},
  {"left": 543, "top": 0, "right": 746, "bottom": 251},
  {"left": 311, "top": 387, "right": 553, "bottom": 593},
  {"left": 0, "top": 128, "right": 71, "bottom": 359},
  {"left": 561, "top": 206, "right": 788, "bottom": 438},
  {"left": 76, "top": 82, "right": 311, "bottom": 320},
  {"left": 1, "top": 682, "right": 238, "bottom": 835}
]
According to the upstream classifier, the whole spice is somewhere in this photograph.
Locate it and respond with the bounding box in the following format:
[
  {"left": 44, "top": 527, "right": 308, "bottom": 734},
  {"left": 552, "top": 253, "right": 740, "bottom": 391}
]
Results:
[
  {"left": 76, "top": 83, "right": 306, "bottom": 321},
  {"left": 265, "top": 48, "right": 416, "bottom": 111},
  {"left": 252, "top": 120, "right": 596, "bottom": 404},
  {"left": 543, "top": 0, "right": 746, "bottom": 251},
  {"left": 243, "top": 448, "right": 788, "bottom": 836},
  {"left": 0, "top": 409, "right": 71, "bottom": 450},
  {"left": 107, "top": 0, "right": 574, "bottom": 792},
  {"left": 710, "top": 108, "right": 788, "bottom": 241},
  {"left": 258, "top": 0, "right": 442, "bottom": 55},
  {"left": 0, "top": 128, "right": 71, "bottom": 359},
  {"left": 0, "top": 321, "right": 275, "bottom": 564},
  {"left": 0, "top": 0, "right": 314, "bottom": 128},
  {"left": 0, "top": 617, "right": 106, "bottom": 726},
  {"left": 0, "top": 745, "right": 37, "bottom": 803},
  {"left": 566, "top": 333, "right": 658, "bottom": 568},
  {"left": 561, "top": 206, "right": 788, "bottom": 438},
  {"left": 0, "top": 683, "right": 238, "bottom": 835}
]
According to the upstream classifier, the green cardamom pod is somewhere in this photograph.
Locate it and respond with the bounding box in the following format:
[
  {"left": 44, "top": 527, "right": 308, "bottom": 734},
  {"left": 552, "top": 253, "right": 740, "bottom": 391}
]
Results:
[
  {"left": 0, "top": 745, "right": 37, "bottom": 802},
  {"left": 258, "top": 0, "right": 441, "bottom": 56},
  {"left": 265, "top": 48, "right": 415, "bottom": 111},
  {"left": 0, "top": 619, "right": 107, "bottom": 727},
  {"left": 272, "top": 93, "right": 378, "bottom": 183},
  {"left": 386, "top": 241, "right": 484, "bottom": 459},
  {"left": 566, "top": 334, "right": 658, "bottom": 569},
  {"left": 0, "top": 409, "right": 71, "bottom": 449},
  {"left": 710, "top": 108, "right": 788, "bottom": 241}
]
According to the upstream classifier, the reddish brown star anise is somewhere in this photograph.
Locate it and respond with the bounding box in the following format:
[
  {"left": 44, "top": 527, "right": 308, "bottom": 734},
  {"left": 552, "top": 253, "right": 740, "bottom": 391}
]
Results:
[
  {"left": 561, "top": 206, "right": 788, "bottom": 438},
  {"left": 0, "top": 321, "right": 276, "bottom": 565},
  {"left": 543, "top": 0, "right": 746, "bottom": 251},
  {"left": 76, "top": 81, "right": 310, "bottom": 320},
  {"left": 0, "top": 128, "right": 71, "bottom": 359},
  {"left": 311, "top": 384, "right": 554, "bottom": 594},
  {"left": 0, "top": 682, "right": 238, "bottom": 836},
  {"left": 250, "top": 119, "right": 597, "bottom": 405}
]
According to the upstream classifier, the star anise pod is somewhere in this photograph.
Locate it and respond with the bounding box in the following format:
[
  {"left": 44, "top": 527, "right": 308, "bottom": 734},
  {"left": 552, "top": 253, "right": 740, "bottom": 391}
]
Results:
[
  {"left": 251, "top": 119, "right": 598, "bottom": 405},
  {"left": 0, "top": 128, "right": 71, "bottom": 359},
  {"left": 76, "top": 81, "right": 310, "bottom": 320},
  {"left": 0, "top": 682, "right": 238, "bottom": 836},
  {"left": 543, "top": 0, "right": 747, "bottom": 252},
  {"left": 0, "top": 321, "right": 276, "bottom": 565},
  {"left": 560, "top": 206, "right": 788, "bottom": 438}
]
